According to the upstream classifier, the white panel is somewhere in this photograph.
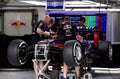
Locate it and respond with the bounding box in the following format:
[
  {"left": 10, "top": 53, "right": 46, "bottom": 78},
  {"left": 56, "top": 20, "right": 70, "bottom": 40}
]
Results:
[
  {"left": 38, "top": 7, "right": 46, "bottom": 21},
  {"left": 4, "top": 11, "right": 32, "bottom": 36},
  {"left": 118, "top": 12, "right": 120, "bottom": 41},
  {"left": 111, "top": 12, "right": 119, "bottom": 42},
  {"left": 110, "top": 0, "right": 119, "bottom": 1},
  {"left": 107, "top": 12, "right": 120, "bottom": 43}
]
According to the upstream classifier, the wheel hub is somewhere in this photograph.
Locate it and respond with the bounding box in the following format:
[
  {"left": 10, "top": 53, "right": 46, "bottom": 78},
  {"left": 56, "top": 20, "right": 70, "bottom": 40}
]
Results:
[
  {"left": 75, "top": 45, "right": 82, "bottom": 61},
  {"left": 109, "top": 45, "right": 113, "bottom": 61}
]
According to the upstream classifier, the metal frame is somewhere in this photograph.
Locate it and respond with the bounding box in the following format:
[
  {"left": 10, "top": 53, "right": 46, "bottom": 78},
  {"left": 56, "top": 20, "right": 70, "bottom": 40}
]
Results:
[
  {"left": 32, "top": 42, "right": 51, "bottom": 79},
  {"left": 32, "top": 59, "right": 51, "bottom": 79}
]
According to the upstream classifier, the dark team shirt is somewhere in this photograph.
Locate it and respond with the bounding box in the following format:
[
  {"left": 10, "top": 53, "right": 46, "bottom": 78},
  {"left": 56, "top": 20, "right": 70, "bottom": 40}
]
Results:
[
  {"left": 58, "top": 22, "right": 77, "bottom": 42},
  {"left": 32, "top": 20, "right": 50, "bottom": 45}
]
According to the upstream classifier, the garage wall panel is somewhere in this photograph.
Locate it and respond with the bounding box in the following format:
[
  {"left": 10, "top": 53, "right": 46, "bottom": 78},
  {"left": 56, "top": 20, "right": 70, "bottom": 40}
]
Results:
[
  {"left": 4, "top": 11, "right": 32, "bottom": 36},
  {"left": 118, "top": 13, "right": 120, "bottom": 41},
  {"left": 107, "top": 12, "right": 120, "bottom": 43},
  {"left": 38, "top": 7, "right": 46, "bottom": 21}
]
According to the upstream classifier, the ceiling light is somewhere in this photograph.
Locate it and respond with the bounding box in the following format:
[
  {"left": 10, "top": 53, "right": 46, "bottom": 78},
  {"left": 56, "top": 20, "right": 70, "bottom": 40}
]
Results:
[
  {"left": 65, "top": 1, "right": 110, "bottom": 8},
  {"left": 19, "top": 0, "right": 110, "bottom": 8},
  {"left": 67, "top": 8, "right": 120, "bottom": 12},
  {"left": 20, "top": 1, "right": 45, "bottom": 6},
  {"left": 65, "top": 1, "right": 94, "bottom": 5}
]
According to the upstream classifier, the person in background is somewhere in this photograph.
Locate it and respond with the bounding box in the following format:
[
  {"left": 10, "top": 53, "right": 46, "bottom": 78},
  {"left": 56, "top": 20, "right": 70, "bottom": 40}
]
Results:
[
  {"left": 79, "top": 16, "right": 86, "bottom": 27},
  {"left": 56, "top": 17, "right": 65, "bottom": 37},
  {"left": 59, "top": 17, "right": 65, "bottom": 25},
  {"left": 48, "top": 17, "right": 55, "bottom": 28},
  {"left": 77, "top": 16, "right": 86, "bottom": 39},
  {"left": 77, "top": 16, "right": 91, "bottom": 39},
  {"left": 58, "top": 16, "right": 81, "bottom": 79}
]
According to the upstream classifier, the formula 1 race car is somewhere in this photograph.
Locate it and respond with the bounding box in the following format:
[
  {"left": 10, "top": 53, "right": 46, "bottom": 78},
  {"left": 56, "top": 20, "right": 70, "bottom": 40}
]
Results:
[
  {"left": 7, "top": 28, "right": 113, "bottom": 79},
  {"left": 7, "top": 39, "right": 112, "bottom": 78}
]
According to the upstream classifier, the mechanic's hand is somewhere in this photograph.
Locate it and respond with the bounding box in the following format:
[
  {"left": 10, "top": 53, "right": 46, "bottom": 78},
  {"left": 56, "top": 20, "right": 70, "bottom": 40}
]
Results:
[
  {"left": 51, "top": 35, "right": 58, "bottom": 39},
  {"left": 86, "top": 33, "right": 91, "bottom": 38},
  {"left": 50, "top": 32, "right": 58, "bottom": 39},
  {"left": 44, "top": 31, "right": 50, "bottom": 36},
  {"left": 50, "top": 31, "right": 56, "bottom": 36}
]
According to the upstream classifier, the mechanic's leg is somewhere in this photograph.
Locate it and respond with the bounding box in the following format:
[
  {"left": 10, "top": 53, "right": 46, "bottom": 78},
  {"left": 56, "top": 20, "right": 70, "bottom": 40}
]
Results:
[
  {"left": 75, "top": 66, "right": 80, "bottom": 78},
  {"left": 33, "top": 61, "right": 39, "bottom": 76},
  {"left": 33, "top": 61, "right": 44, "bottom": 75},
  {"left": 39, "top": 61, "right": 52, "bottom": 75},
  {"left": 63, "top": 62, "right": 68, "bottom": 79},
  {"left": 39, "top": 61, "right": 44, "bottom": 70}
]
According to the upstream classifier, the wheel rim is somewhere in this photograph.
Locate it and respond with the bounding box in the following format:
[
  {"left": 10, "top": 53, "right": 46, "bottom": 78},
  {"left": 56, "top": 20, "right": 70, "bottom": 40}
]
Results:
[
  {"left": 75, "top": 45, "right": 82, "bottom": 61},
  {"left": 73, "top": 42, "right": 82, "bottom": 65},
  {"left": 18, "top": 42, "right": 28, "bottom": 65},
  {"left": 83, "top": 72, "right": 92, "bottom": 79},
  {"left": 109, "top": 45, "right": 113, "bottom": 61}
]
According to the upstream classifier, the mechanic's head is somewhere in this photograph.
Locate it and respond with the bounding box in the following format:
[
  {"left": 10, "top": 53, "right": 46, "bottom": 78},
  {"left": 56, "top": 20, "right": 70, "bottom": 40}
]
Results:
[
  {"left": 79, "top": 16, "right": 86, "bottom": 26},
  {"left": 64, "top": 16, "right": 70, "bottom": 23},
  {"left": 47, "top": 17, "right": 55, "bottom": 28},
  {"left": 43, "top": 15, "right": 50, "bottom": 25},
  {"left": 59, "top": 17, "right": 64, "bottom": 25}
]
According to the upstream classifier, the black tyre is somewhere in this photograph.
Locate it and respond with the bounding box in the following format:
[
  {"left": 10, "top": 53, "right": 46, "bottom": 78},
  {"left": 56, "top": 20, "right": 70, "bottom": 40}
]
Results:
[
  {"left": 7, "top": 39, "right": 28, "bottom": 66},
  {"left": 98, "top": 41, "right": 113, "bottom": 61},
  {"left": 63, "top": 40, "right": 83, "bottom": 67}
]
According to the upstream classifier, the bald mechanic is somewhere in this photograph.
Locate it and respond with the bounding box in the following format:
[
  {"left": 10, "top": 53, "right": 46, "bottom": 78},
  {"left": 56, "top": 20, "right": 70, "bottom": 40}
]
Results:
[{"left": 32, "top": 15, "right": 55, "bottom": 79}]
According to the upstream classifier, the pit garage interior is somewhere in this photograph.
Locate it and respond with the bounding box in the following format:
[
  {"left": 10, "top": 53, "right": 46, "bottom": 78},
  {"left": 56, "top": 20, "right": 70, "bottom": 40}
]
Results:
[{"left": 1, "top": 0, "right": 120, "bottom": 79}]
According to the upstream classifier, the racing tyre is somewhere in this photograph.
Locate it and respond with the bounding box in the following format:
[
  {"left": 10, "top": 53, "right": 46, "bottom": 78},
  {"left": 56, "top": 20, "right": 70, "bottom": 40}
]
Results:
[
  {"left": 7, "top": 39, "right": 28, "bottom": 66},
  {"left": 63, "top": 40, "right": 83, "bottom": 67},
  {"left": 98, "top": 41, "right": 113, "bottom": 61}
]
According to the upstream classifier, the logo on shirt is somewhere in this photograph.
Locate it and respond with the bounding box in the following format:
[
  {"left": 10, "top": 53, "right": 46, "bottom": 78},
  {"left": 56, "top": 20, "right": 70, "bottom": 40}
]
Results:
[
  {"left": 63, "top": 24, "right": 72, "bottom": 29},
  {"left": 63, "top": 24, "right": 73, "bottom": 36}
]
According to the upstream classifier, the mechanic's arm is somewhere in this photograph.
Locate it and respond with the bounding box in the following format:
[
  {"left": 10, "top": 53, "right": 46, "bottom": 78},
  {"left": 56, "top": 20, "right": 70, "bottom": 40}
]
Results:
[{"left": 36, "top": 28, "right": 50, "bottom": 36}]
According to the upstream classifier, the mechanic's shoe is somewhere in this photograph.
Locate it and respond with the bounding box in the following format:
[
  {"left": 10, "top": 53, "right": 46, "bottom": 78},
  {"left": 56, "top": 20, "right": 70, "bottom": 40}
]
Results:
[
  {"left": 38, "top": 77, "right": 42, "bottom": 79},
  {"left": 76, "top": 77, "right": 82, "bottom": 79},
  {"left": 42, "top": 71, "right": 51, "bottom": 79},
  {"left": 34, "top": 76, "right": 39, "bottom": 79},
  {"left": 39, "top": 76, "right": 43, "bottom": 79},
  {"left": 35, "top": 76, "right": 43, "bottom": 79},
  {"left": 44, "top": 70, "right": 52, "bottom": 75}
]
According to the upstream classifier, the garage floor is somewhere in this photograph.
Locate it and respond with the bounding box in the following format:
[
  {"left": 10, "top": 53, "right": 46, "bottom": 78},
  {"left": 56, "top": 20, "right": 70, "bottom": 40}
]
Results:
[{"left": 0, "top": 68, "right": 120, "bottom": 79}]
